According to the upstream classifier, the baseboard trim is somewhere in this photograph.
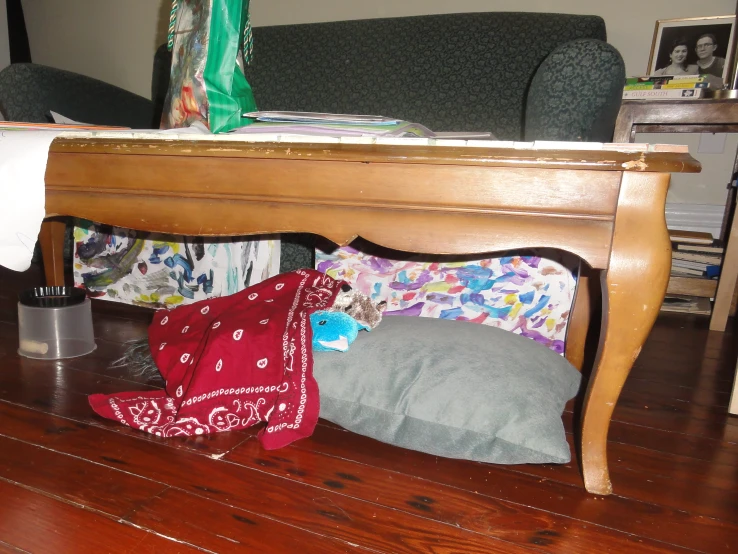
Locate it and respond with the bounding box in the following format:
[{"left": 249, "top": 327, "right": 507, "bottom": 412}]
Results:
[{"left": 665, "top": 203, "right": 724, "bottom": 239}]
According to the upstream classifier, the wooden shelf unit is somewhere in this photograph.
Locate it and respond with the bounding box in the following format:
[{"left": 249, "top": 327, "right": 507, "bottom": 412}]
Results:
[{"left": 614, "top": 98, "right": 738, "bottom": 331}]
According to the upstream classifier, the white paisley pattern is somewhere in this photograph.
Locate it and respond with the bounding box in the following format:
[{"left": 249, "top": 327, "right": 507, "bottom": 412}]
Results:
[{"left": 89, "top": 269, "right": 337, "bottom": 445}]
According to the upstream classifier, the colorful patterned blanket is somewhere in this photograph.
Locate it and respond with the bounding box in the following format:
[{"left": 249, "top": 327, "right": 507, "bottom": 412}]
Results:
[
  {"left": 89, "top": 269, "right": 342, "bottom": 448},
  {"left": 73, "top": 221, "right": 280, "bottom": 308},
  {"left": 316, "top": 245, "right": 578, "bottom": 355}
]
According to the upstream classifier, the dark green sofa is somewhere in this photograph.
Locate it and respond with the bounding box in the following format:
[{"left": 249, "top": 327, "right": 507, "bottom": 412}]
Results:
[
  {"left": 242, "top": 12, "right": 624, "bottom": 142},
  {"left": 0, "top": 11, "right": 625, "bottom": 270}
]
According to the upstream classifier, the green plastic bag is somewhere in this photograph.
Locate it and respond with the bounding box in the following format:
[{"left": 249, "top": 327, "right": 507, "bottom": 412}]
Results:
[{"left": 161, "top": 0, "right": 257, "bottom": 133}]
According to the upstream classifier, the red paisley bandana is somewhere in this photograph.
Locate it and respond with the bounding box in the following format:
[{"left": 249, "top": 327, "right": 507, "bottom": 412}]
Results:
[{"left": 89, "top": 269, "right": 342, "bottom": 449}]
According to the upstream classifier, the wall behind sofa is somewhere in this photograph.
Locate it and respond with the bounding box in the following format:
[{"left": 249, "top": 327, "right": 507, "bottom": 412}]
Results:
[
  {"left": 21, "top": 0, "right": 737, "bottom": 100},
  {"left": 253, "top": 1, "right": 738, "bottom": 79},
  {"left": 21, "top": 0, "right": 167, "bottom": 99}
]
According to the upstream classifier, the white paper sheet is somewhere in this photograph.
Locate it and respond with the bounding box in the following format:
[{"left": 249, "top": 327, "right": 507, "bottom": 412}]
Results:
[
  {"left": 49, "top": 110, "right": 88, "bottom": 125},
  {"left": 0, "top": 130, "right": 62, "bottom": 272},
  {"left": 0, "top": 122, "right": 214, "bottom": 274}
]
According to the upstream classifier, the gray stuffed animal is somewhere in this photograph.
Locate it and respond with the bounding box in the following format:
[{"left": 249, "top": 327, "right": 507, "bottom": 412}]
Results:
[{"left": 330, "top": 283, "right": 387, "bottom": 329}]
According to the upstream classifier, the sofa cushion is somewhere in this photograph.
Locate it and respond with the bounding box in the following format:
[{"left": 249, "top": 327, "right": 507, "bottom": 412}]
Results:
[
  {"left": 525, "top": 39, "right": 625, "bottom": 142},
  {"left": 0, "top": 63, "right": 154, "bottom": 127},
  {"left": 313, "top": 315, "right": 581, "bottom": 464},
  {"left": 245, "top": 12, "right": 606, "bottom": 140}
]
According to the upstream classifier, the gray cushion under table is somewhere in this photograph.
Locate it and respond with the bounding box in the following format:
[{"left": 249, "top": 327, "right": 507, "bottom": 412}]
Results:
[{"left": 313, "top": 315, "right": 581, "bottom": 465}]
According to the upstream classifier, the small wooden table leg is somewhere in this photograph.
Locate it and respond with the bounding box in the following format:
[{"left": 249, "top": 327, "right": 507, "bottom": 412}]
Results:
[
  {"left": 580, "top": 172, "right": 672, "bottom": 495},
  {"left": 39, "top": 219, "right": 67, "bottom": 287},
  {"left": 710, "top": 202, "right": 738, "bottom": 331}
]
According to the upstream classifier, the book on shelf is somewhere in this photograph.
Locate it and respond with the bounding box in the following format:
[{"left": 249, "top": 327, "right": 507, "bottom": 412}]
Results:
[
  {"left": 670, "top": 265, "right": 720, "bottom": 279},
  {"left": 669, "top": 230, "right": 714, "bottom": 245},
  {"left": 0, "top": 121, "right": 129, "bottom": 131},
  {"left": 0, "top": 112, "right": 130, "bottom": 132},
  {"left": 668, "top": 229, "right": 723, "bottom": 286},
  {"left": 667, "top": 275, "right": 718, "bottom": 298},
  {"left": 626, "top": 75, "right": 707, "bottom": 84},
  {"left": 624, "top": 82, "right": 709, "bottom": 91},
  {"left": 622, "top": 88, "right": 708, "bottom": 100},
  {"left": 670, "top": 266, "right": 705, "bottom": 277},
  {"left": 672, "top": 251, "right": 722, "bottom": 265},
  {"left": 667, "top": 229, "right": 722, "bottom": 296},
  {"left": 660, "top": 295, "right": 711, "bottom": 315},
  {"left": 672, "top": 258, "right": 718, "bottom": 271},
  {"left": 676, "top": 243, "right": 724, "bottom": 255}
]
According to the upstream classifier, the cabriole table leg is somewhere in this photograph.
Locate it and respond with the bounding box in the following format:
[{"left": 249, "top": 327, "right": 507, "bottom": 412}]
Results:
[{"left": 580, "top": 172, "right": 672, "bottom": 495}]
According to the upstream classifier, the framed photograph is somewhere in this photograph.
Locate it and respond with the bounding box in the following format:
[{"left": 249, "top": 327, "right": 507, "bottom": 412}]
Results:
[{"left": 647, "top": 15, "right": 736, "bottom": 88}]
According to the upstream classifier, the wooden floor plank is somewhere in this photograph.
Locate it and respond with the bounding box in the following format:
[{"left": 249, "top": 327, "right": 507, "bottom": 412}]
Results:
[
  {"left": 224, "top": 436, "right": 693, "bottom": 554},
  {"left": 0, "top": 541, "right": 30, "bottom": 553},
  {"left": 0, "top": 478, "right": 204, "bottom": 553},
  {"left": 606, "top": 419, "right": 737, "bottom": 464},
  {"left": 281, "top": 421, "right": 738, "bottom": 554},
  {"left": 0, "top": 401, "right": 537, "bottom": 554},
  {"left": 562, "top": 410, "right": 738, "bottom": 467},
  {"left": 538, "top": 439, "right": 738, "bottom": 523},
  {"left": 128, "top": 488, "right": 375, "bottom": 553},
  {"left": 610, "top": 400, "right": 738, "bottom": 443},
  {"left": 512, "top": 432, "right": 738, "bottom": 522},
  {"left": 633, "top": 351, "right": 737, "bottom": 383},
  {"left": 0, "top": 428, "right": 369, "bottom": 553},
  {"left": 0, "top": 352, "right": 249, "bottom": 457},
  {"left": 0, "top": 434, "right": 167, "bottom": 517},
  {"left": 623, "top": 376, "right": 731, "bottom": 409}
]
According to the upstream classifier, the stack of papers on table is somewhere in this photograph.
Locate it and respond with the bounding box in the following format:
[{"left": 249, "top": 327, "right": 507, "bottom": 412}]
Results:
[
  {"left": 238, "top": 111, "right": 494, "bottom": 139},
  {"left": 238, "top": 111, "right": 434, "bottom": 138},
  {"left": 243, "top": 111, "right": 403, "bottom": 125}
]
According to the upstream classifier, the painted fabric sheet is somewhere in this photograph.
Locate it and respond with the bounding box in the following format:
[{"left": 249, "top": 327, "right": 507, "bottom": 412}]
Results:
[
  {"left": 73, "top": 222, "right": 280, "bottom": 308},
  {"left": 316, "top": 245, "right": 579, "bottom": 355}
]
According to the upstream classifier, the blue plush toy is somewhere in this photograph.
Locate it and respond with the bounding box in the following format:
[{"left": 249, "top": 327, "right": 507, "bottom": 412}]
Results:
[{"left": 310, "top": 310, "right": 370, "bottom": 352}]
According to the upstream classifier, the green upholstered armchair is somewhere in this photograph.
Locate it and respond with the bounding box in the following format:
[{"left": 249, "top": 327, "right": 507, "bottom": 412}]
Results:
[{"left": 0, "top": 63, "right": 155, "bottom": 127}]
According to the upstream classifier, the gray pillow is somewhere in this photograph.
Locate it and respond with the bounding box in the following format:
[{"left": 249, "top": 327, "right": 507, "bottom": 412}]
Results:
[{"left": 313, "top": 316, "right": 580, "bottom": 464}]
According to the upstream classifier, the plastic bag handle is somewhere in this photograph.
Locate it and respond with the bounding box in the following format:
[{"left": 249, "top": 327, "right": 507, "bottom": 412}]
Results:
[
  {"left": 243, "top": 8, "right": 253, "bottom": 64},
  {"left": 167, "top": 0, "right": 178, "bottom": 51},
  {"left": 167, "top": 0, "right": 253, "bottom": 64}
]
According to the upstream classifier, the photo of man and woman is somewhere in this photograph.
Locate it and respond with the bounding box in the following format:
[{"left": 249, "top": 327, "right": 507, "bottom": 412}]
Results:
[{"left": 648, "top": 16, "right": 735, "bottom": 87}]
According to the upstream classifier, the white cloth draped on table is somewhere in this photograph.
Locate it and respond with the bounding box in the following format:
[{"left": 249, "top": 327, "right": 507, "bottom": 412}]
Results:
[{"left": 0, "top": 130, "right": 59, "bottom": 272}]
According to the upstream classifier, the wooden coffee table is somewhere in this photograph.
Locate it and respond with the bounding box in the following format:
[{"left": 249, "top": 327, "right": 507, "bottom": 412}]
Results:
[{"left": 39, "top": 135, "right": 699, "bottom": 494}]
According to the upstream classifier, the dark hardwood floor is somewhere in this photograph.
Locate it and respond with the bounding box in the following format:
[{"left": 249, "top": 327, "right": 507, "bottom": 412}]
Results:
[{"left": 0, "top": 264, "right": 737, "bottom": 553}]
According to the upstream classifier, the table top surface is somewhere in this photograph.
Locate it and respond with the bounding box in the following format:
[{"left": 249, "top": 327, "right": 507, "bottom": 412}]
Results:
[{"left": 48, "top": 134, "right": 701, "bottom": 174}]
